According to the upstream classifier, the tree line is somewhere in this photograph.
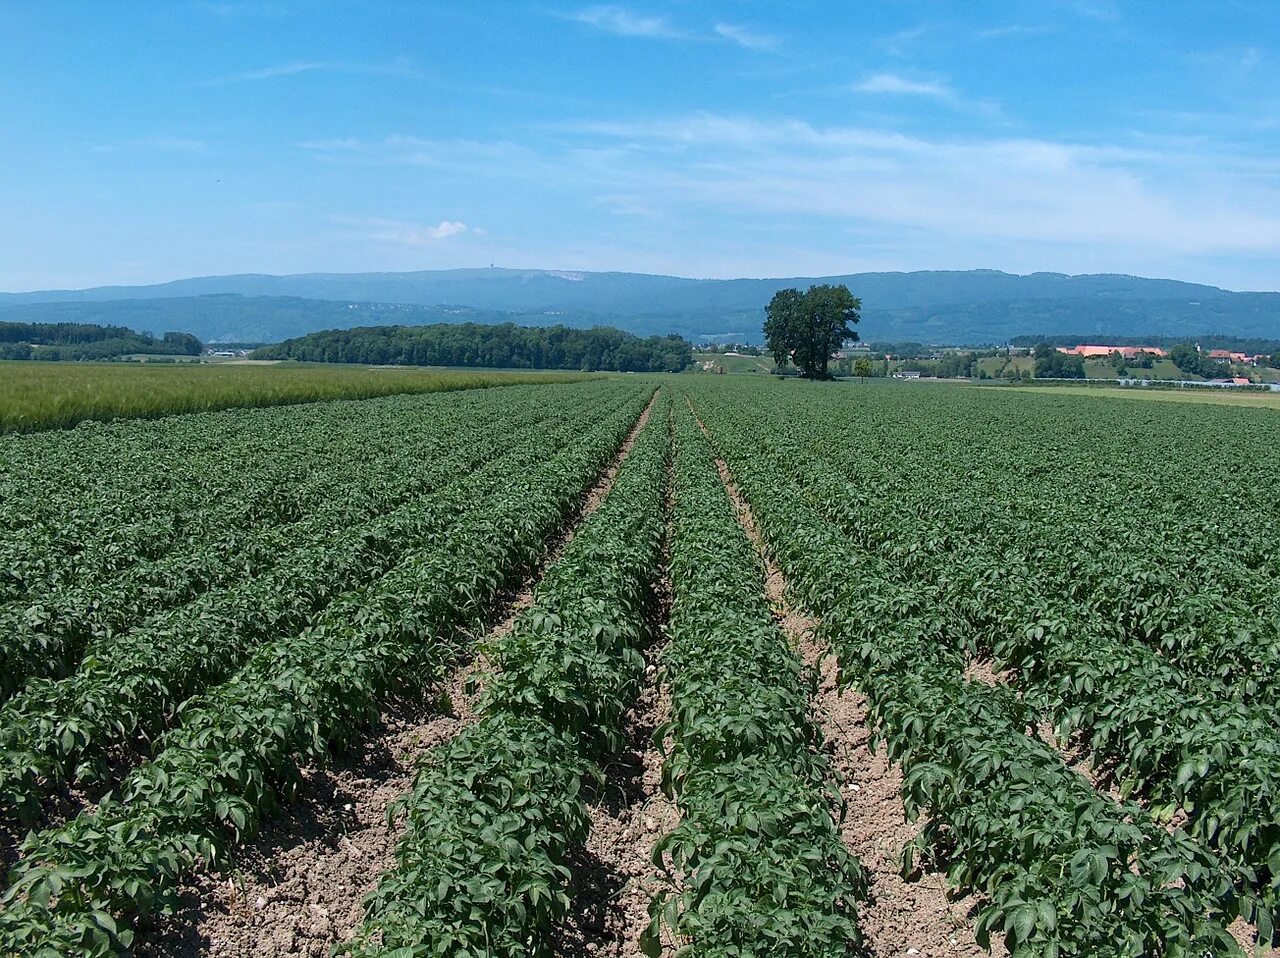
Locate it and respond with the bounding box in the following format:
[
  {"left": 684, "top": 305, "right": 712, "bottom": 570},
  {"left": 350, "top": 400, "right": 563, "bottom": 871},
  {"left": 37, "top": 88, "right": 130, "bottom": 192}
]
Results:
[
  {"left": 251, "top": 322, "right": 693, "bottom": 373},
  {"left": 0, "top": 322, "right": 202, "bottom": 361}
]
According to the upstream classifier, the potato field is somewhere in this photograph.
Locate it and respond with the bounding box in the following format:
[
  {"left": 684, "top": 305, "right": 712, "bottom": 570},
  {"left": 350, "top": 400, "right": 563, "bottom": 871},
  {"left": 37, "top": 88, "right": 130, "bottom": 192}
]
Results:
[{"left": 1, "top": 376, "right": 1278, "bottom": 958}]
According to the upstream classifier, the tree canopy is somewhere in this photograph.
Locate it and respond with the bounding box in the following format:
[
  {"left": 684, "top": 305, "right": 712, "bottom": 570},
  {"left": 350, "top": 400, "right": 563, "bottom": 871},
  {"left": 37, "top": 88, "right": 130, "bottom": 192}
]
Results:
[
  {"left": 1032, "top": 342, "right": 1085, "bottom": 379},
  {"left": 763, "top": 284, "right": 861, "bottom": 380},
  {"left": 252, "top": 322, "right": 693, "bottom": 373},
  {"left": 0, "top": 321, "right": 202, "bottom": 360}
]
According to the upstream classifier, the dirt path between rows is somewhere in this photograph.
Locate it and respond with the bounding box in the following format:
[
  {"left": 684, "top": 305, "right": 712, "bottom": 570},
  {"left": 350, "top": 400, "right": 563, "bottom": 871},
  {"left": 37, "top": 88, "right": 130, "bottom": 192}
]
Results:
[
  {"left": 138, "top": 390, "right": 660, "bottom": 958},
  {"left": 688, "top": 399, "right": 998, "bottom": 958},
  {"left": 555, "top": 442, "right": 680, "bottom": 958}
]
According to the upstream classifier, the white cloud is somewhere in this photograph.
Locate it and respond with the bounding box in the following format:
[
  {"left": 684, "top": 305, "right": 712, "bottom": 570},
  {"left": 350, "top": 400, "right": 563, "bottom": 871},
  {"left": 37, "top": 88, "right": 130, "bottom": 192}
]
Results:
[
  {"left": 975, "top": 24, "right": 1055, "bottom": 39},
  {"left": 569, "top": 6, "right": 682, "bottom": 39},
  {"left": 854, "top": 72, "right": 955, "bottom": 99},
  {"left": 91, "top": 136, "right": 207, "bottom": 153},
  {"left": 714, "top": 23, "right": 778, "bottom": 51},
  {"left": 428, "top": 220, "right": 469, "bottom": 239},
  {"left": 551, "top": 112, "right": 1280, "bottom": 261},
  {"left": 333, "top": 217, "right": 478, "bottom": 246},
  {"left": 853, "top": 72, "right": 1003, "bottom": 118},
  {"left": 205, "top": 58, "right": 422, "bottom": 85}
]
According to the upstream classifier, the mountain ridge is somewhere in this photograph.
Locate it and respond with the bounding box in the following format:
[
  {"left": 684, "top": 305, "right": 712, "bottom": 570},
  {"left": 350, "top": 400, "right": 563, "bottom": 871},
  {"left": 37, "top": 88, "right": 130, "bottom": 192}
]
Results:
[{"left": 2, "top": 268, "right": 1276, "bottom": 344}]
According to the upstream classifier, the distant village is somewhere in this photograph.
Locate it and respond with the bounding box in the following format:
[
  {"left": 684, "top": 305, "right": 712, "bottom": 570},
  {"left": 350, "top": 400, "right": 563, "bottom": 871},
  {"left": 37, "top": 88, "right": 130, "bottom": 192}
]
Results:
[
  {"left": 694, "top": 339, "right": 1280, "bottom": 389},
  {"left": 1054, "top": 344, "right": 1273, "bottom": 366}
]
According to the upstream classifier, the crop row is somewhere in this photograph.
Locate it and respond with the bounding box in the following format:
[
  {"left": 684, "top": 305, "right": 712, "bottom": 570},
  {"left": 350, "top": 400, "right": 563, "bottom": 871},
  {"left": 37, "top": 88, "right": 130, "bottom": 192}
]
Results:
[
  {"left": 685, "top": 379, "right": 1280, "bottom": 940},
  {"left": 797, "top": 389, "right": 1280, "bottom": 710},
  {"left": 342, "top": 392, "right": 669, "bottom": 957},
  {"left": 742, "top": 402, "right": 1280, "bottom": 937},
  {"left": 682, "top": 384, "right": 1250, "bottom": 955},
  {"left": 0, "top": 391, "right": 561, "bottom": 702},
  {"left": 0, "top": 385, "right": 531, "bottom": 604},
  {"left": 0, "top": 385, "right": 632, "bottom": 822},
  {"left": 640, "top": 400, "right": 867, "bottom": 957},
  {"left": 0, "top": 385, "right": 653, "bottom": 956}
]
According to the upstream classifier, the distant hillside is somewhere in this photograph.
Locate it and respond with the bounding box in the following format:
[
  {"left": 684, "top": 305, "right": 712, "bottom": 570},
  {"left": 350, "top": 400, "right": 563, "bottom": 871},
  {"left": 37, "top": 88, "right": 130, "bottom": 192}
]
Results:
[
  {"left": 254, "top": 322, "right": 692, "bottom": 373},
  {"left": 0, "top": 296, "right": 550, "bottom": 345},
  {"left": 2, "top": 268, "right": 1277, "bottom": 344}
]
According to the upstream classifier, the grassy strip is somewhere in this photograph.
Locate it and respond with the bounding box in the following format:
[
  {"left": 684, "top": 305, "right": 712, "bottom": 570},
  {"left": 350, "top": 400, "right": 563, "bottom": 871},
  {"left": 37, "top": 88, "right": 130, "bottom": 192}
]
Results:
[
  {"left": 688, "top": 391, "right": 1245, "bottom": 955},
  {"left": 641, "top": 401, "right": 866, "bottom": 957},
  {"left": 0, "top": 387, "right": 633, "bottom": 822},
  {"left": 0, "top": 387, "right": 651, "bottom": 957},
  {"left": 339, "top": 392, "right": 669, "bottom": 957},
  {"left": 0, "top": 360, "right": 587, "bottom": 433},
  {"left": 0, "top": 392, "right": 560, "bottom": 703}
]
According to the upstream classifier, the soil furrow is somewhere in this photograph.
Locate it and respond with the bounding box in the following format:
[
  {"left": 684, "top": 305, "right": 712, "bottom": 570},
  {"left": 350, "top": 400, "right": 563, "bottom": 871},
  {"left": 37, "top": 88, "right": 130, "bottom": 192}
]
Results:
[
  {"left": 688, "top": 400, "right": 997, "bottom": 958},
  {"left": 136, "top": 389, "right": 660, "bottom": 958},
  {"left": 556, "top": 438, "right": 679, "bottom": 958}
]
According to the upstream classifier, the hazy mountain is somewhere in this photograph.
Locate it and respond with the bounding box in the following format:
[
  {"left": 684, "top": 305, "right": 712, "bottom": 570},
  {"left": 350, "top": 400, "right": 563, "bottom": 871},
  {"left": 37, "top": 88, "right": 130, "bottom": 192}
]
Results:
[{"left": 2, "top": 268, "right": 1277, "bottom": 344}]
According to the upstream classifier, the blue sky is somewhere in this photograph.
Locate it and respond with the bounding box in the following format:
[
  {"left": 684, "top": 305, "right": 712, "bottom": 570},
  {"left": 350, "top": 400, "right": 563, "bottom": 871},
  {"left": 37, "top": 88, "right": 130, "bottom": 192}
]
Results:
[{"left": 2, "top": 1, "right": 1278, "bottom": 291}]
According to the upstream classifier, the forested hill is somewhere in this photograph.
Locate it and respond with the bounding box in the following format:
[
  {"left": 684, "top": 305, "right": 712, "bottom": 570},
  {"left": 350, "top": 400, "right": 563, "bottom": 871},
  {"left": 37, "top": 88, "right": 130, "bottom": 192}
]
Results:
[
  {"left": 0, "top": 321, "right": 202, "bottom": 360},
  {"left": 252, "top": 323, "right": 693, "bottom": 372},
  {"left": 3, "top": 268, "right": 1278, "bottom": 344}
]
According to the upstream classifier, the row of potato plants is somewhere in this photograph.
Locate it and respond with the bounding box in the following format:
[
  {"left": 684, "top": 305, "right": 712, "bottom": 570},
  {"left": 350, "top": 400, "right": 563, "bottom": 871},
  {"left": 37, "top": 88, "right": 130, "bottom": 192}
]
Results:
[
  {"left": 0, "top": 383, "right": 654, "bottom": 957},
  {"left": 0, "top": 386, "right": 511, "bottom": 606},
  {"left": 693, "top": 380, "right": 1280, "bottom": 939},
  {"left": 0, "top": 386, "right": 625, "bottom": 822},
  {"left": 341, "top": 393, "right": 670, "bottom": 958},
  {"left": 639, "top": 400, "right": 868, "bottom": 957},
  {"left": 807, "top": 387, "right": 1280, "bottom": 714},
  {"left": 735, "top": 379, "right": 1280, "bottom": 691},
  {"left": 683, "top": 384, "right": 1248, "bottom": 956},
  {"left": 0, "top": 391, "right": 561, "bottom": 703},
  {"left": 757, "top": 411, "right": 1280, "bottom": 939}
]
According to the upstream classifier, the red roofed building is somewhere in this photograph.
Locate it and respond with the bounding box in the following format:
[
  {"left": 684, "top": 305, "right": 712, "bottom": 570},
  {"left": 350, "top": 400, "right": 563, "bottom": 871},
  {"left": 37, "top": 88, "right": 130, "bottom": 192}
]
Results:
[
  {"left": 1056, "top": 344, "right": 1168, "bottom": 359},
  {"left": 1208, "top": 349, "right": 1251, "bottom": 363}
]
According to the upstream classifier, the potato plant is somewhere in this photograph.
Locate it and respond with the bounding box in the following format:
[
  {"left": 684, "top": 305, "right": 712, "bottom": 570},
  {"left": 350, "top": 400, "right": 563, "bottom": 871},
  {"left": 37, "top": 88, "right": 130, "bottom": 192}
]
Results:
[
  {"left": 0, "top": 383, "right": 652, "bottom": 956},
  {"left": 0, "top": 388, "right": 631, "bottom": 822},
  {"left": 0, "top": 390, "right": 561, "bottom": 702},
  {"left": 683, "top": 381, "right": 1253, "bottom": 955},
  {"left": 641, "top": 402, "right": 867, "bottom": 957},
  {"left": 341, "top": 393, "right": 669, "bottom": 957}
]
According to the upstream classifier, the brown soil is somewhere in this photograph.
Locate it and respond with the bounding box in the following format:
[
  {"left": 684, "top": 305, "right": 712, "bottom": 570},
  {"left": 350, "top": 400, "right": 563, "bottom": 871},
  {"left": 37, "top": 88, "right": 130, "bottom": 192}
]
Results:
[
  {"left": 556, "top": 439, "right": 681, "bottom": 958},
  {"left": 688, "top": 399, "right": 998, "bottom": 958},
  {"left": 556, "top": 654, "right": 680, "bottom": 958},
  {"left": 135, "top": 389, "right": 660, "bottom": 958},
  {"left": 1230, "top": 917, "right": 1277, "bottom": 957},
  {"left": 961, "top": 658, "right": 1008, "bottom": 688},
  {"left": 816, "top": 658, "right": 1003, "bottom": 958},
  {"left": 137, "top": 670, "right": 480, "bottom": 958}
]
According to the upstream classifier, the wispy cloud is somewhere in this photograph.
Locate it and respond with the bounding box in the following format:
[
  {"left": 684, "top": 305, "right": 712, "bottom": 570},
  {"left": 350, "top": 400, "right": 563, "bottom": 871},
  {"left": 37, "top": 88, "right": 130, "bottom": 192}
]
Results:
[
  {"left": 853, "top": 72, "right": 1003, "bottom": 119},
  {"left": 205, "top": 58, "right": 422, "bottom": 85},
  {"left": 547, "top": 112, "right": 1280, "bottom": 263},
  {"left": 91, "top": 136, "right": 207, "bottom": 153},
  {"left": 976, "top": 24, "right": 1055, "bottom": 39},
  {"left": 1059, "top": 0, "right": 1122, "bottom": 22},
  {"left": 333, "top": 216, "right": 482, "bottom": 246},
  {"left": 199, "top": 2, "right": 287, "bottom": 17},
  {"left": 568, "top": 6, "right": 683, "bottom": 39},
  {"left": 854, "top": 72, "right": 955, "bottom": 99},
  {"left": 298, "top": 135, "right": 542, "bottom": 177},
  {"left": 714, "top": 22, "right": 778, "bottom": 51},
  {"left": 877, "top": 22, "right": 944, "bottom": 57}
]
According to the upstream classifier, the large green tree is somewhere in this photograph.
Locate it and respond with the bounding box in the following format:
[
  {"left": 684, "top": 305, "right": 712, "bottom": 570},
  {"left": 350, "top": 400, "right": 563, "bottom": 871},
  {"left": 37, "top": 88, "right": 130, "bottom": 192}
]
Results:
[{"left": 763, "top": 284, "right": 861, "bottom": 379}]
